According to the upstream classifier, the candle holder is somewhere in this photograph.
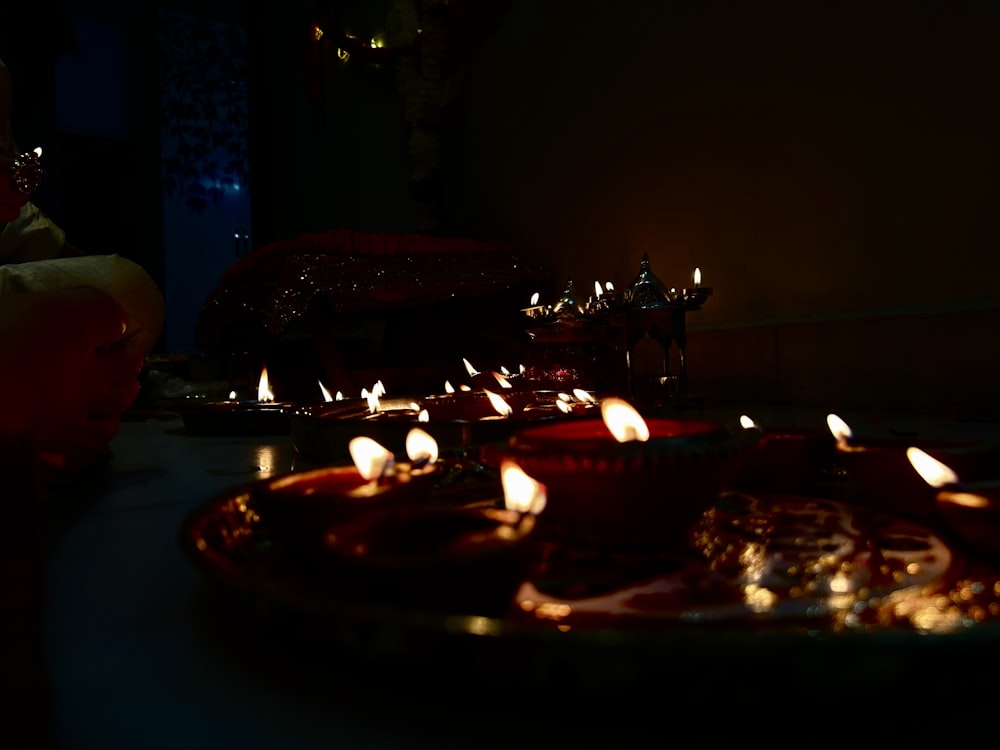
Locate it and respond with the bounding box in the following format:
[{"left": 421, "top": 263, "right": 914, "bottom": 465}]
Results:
[
  {"left": 288, "top": 389, "right": 596, "bottom": 464},
  {"left": 191, "top": 460, "right": 439, "bottom": 579},
  {"left": 320, "top": 505, "right": 538, "bottom": 616},
  {"left": 834, "top": 435, "right": 1000, "bottom": 518},
  {"left": 520, "top": 304, "right": 554, "bottom": 323},
  {"left": 521, "top": 320, "right": 628, "bottom": 393},
  {"left": 620, "top": 253, "right": 693, "bottom": 400},
  {"left": 678, "top": 286, "right": 713, "bottom": 310},
  {"left": 501, "top": 415, "right": 758, "bottom": 549},
  {"left": 180, "top": 398, "right": 293, "bottom": 436},
  {"left": 934, "top": 481, "right": 1000, "bottom": 563}
]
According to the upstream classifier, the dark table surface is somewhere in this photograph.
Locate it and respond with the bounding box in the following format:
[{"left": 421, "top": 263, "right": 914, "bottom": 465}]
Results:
[{"left": 32, "top": 404, "right": 1000, "bottom": 748}]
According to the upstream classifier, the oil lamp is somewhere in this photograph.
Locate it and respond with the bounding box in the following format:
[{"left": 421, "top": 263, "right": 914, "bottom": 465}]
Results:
[
  {"left": 501, "top": 397, "right": 757, "bottom": 548},
  {"left": 179, "top": 364, "right": 293, "bottom": 435},
  {"left": 621, "top": 253, "right": 685, "bottom": 399},
  {"left": 907, "top": 447, "right": 1000, "bottom": 562},
  {"left": 828, "top": 413, "right": 1000, "bottom": 517},
  {"left": 254, "top": 429, "right": 441, "bottom": 570},
  {"left": 521, "top": 278, "right": 628, "bottom": 392}
]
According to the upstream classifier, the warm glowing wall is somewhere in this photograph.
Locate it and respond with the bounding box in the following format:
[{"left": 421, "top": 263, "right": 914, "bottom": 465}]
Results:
[{"left": 256, "top": 1, "right": 1000, "bottom": 413}]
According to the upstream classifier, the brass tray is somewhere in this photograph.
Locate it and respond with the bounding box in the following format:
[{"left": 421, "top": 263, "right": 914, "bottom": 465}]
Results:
[{"left": 178, "top": 462, "right": 1000, "bottom": 711}]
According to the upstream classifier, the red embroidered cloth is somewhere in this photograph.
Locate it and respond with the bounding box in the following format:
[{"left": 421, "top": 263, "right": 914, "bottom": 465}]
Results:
[{"left": 195, "top": 229, "right": 551, "bottom": 350}]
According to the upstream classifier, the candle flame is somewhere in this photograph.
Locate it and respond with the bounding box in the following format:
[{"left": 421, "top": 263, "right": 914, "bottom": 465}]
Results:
[
  {"left": 519, "top": 364, "right": 526, "bottom": 374},
  {"left": 418, "top": 409, "right": 429, "bottom": 422},
  {"left": 606, "top": 281, "right": 614, "bottom": 292},
  {"left": 365, "top": 389, "right": 381, "bottom": 414},
  {"left": 557, "top": 392, "right": 572, "bottom": 402},
  {"left": 906, "top": 447, "right": 960, "bottom": 488},
  {"left": 460, "top": 384, "right": 472, "bottom": 391},
  {"left": 740, "top": 414, "right": 758, "bottom": 430},
  {"left": 826, "top": 413, "right": 852, "bottom": 443},
  {"left": 257, "top": 365, "right": 274, "bottom": 403},
  {"left": 33, "top": 146, "right": 42, "bottom": 158},
  {"left": 594, "top": 280, "right": 603, "bottom": 297},
  {"left": 463, "top": 358, "right": 479, "bottom": 377},
  {"left": 372, "top": 380, "right": 386, "bottom": 398},
  {"left": 492, "top": 371, "right": 513, "bottom": 388},
  {"left": 694, "top": 267, "right": 702, "bottom": 286},
  {"left": 409, "top": 402, "right": 420, "bottom": 411},
  {"left": 500, "top": 365, "right": 511, "bottom": 376},
  {"left": 572, "top": 388, "right": 596, "bottom": 404},
  {"left": 335, "top": 391, "right": 344, "bottom": 401},
  {"left": 556, "top": 400, "right": 573, "bottom": 414},
  {"left": 405, "top": 427, "right": 438, "bottom": 465},
  {"left": 318, "top": 380, "right": 333, "bottom": 402},
  {"left": 530, "top": 292, "right": 540, "bottom": 306},
  {"left": 444, "top": 380, "right": 455, "bottom": 394},
  {"left": 485, "top": 390, "right": 513, "bottom": 417},
  {"left": 601, "top": 398, "right": 649, "bottom": 442},
  {"left": 348, "top": 436, "right": 393, "bottom": 481},
  {"left": 501, "top": 460, "right": 547, "bottom": 514}
]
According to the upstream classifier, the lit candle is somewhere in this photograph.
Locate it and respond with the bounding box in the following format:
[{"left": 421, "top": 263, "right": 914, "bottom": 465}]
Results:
[
  {"left": 680, "top": 267, "right": 712, "bottom": 308},
  {"left": 500, "top": 460, "right": 547, "bottom": 515},
  {"left": 501, "top": 399, "right": 758, "bottom": 548},
  {"left": 180, "top": 363, "right": 292, "bottom": 435},
  {"left": 907, "top": 447, "right": 1000, "bottom": 561},
  {"left": 828, "top": 413, "right": 997, "bottom": 517}
]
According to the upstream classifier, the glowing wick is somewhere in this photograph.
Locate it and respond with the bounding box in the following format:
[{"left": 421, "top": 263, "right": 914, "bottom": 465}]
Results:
[
  {"left": 349, "top": 436, "right": 393, "bottom": 481},
  {"left": 485, "top": 390, "right": 513, "bottom": 417},
  {"left": 501, "top": 460, "right": 547, "bottom": 515},
  {"left": 907, "top": 447, "right": 960, "bottom": 488},
  {"left": 601, "top": 398, "right": 650, "bottom": 443},
  {"left": 826, "top": 413, "right": 852, "bottom": 444},
  {"left": 318, "top": 380, "right": 334, "bottom": 402},
  {"left": 405, "top": 427, "right": 438, "bottom": 465},
  {"left": 257, "top": 366, "right": 274, "bottom": 403}
]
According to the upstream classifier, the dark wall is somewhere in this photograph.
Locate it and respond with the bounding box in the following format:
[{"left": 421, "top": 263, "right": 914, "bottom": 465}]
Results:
[
  {"left": 251, "top": 1, "right": 1000, "bottom": 410},
  {"left": 10, "top": 1, "right": 999, "bottom": 408}
]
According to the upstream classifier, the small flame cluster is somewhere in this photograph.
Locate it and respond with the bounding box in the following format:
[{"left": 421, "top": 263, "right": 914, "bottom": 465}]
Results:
[{"left": 348, "top": 427, "right": 438, "bottom": 482}]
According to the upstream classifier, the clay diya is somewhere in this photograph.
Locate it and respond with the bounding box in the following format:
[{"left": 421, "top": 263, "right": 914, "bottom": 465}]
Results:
[
  {"left": 180, "top": 365, "right": 292, "bottom": 436},
  {"left": 500, "top": 398, "right": 758, "bottom": 549},
  {"left": 253, "top": 428, "right": 440, "bottom": 565},
  {"left": 289, "top": 379, "right": 600, "bottom": 463},
  {"left": 907, "top": 447, "right": 1000, "bottom": 563},
  {"left": 734, "top": 415, "right": 836, "bottom": 495},
  {"left": 321, "top": 505, "right": 538, "bottom": 616},
  {"left": 827, "top": 413, "right": 1000, "bottom": 518}
]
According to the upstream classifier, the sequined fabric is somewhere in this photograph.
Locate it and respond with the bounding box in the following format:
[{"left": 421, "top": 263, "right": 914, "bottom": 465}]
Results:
[{"left": 195, "top": 229, "right": 551, "bottom": 349}]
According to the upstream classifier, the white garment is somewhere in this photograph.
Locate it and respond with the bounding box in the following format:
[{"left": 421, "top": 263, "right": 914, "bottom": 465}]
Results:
[
  {"left": 0, "top": 251, "right": 165, "bottom": 355},
  {"left": 0, "top": 202, "right": 66, "bottom": 264}
]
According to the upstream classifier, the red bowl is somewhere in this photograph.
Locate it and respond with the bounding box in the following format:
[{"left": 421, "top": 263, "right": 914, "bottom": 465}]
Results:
[{"left": 501, "top": 417, "right": 757, "bottom": 548}]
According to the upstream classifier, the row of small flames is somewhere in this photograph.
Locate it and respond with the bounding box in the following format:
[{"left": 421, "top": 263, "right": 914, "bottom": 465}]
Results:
[
  {"left": 238, "top": 358, "right": 576, "bottom": 418},
  {"left": 241, "top": 363, "right": 983, "bottom": 518}
]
